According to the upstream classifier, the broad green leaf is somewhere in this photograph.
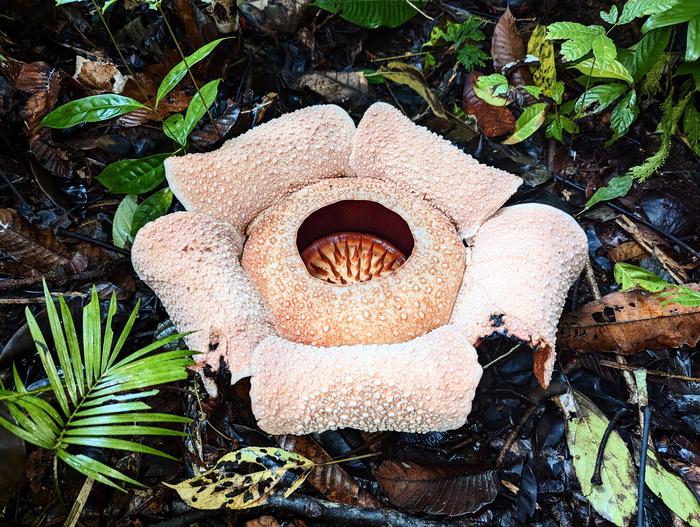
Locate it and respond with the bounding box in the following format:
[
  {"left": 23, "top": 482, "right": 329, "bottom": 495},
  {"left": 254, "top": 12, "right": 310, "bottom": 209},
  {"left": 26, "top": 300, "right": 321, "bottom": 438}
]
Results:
[
  {"left": 98, "top": 154, "right": 168, "bottom": 195},
  {"left": 182, "top": 79, "right": 221, "bottom": 139},
  {"left": 570, "top": 58, "right": 633, "bottom": 83},
  {"left": 621, "top": 28, "right": 671, "bottom": 83},
  {"left": 557, "top": 391, "right": 637, "bottom": 527},
  {"left": 163, "top": 113, "right": 187, "bottom": 147},
  {"left": 645, "top": 450, "right": 700, "bottom": 526},
  {"left": 546, "top": 22, "right": 605, "bottom": 41},
  {"left": 687, "top": 16, "right": 700, "bottom": 63},
  {"left": 591, "top": 34, "right": 617, "bottom": 69},
  {"left": 73, "top": 402, "right": 151, "bottom": 417},
  {"left": 130, "top": 188, "right": 173, "bottom": 237},
  {"left": 314, "top": 0, "right": 423, "bottom": 29},
  {"left": 642, "top": 3, "right": 700, "bottom": 33},
  {"left": 677, "top": 61, "right": 700, "bottom": 91},
  {"left": 112, "top": 195, "right": 137, "bottom": 249},
  {"left": 584, "top": 174, "right": 634, "bottom": 209},
  {"left": 156, "top": 38, "right": 228, "bottom": 106},
  {"left": 684, "top": 99, "right": 700, "bottom": 156},
  {"left": 659, "top": 286, "right": 700, "bottom": 307},
  {"left": 527, "top": 25, "right": 557, "bottom": 94},
  {"left": 574, "top": 83, "right": 627, "bottom": 115},
  {"left": 619, "top": 0, "right": 679, "bottom": 25},
  {"left": 474, "top": 74, "right": 509, "bottom": 106},
  {"left": 546, "top": 114, "right": 576, "bottom": 142},
  {"left": 522, "top": 85, "right": 542, "bottom": 98},
  {"left": 550, "top": 80, "right": 565, "bottom": 104},
  {"left": 600, "top": 5, "right": 618, "bottom": 24},
  {"left": 614, "top": 262, "right": 669, "bottom": 292},
  {"left": 502, "top": 103, "right": 548, "bottom": 145},
  {"left": 41, "top": 95, "right": 145, "bottom": 129},
  {"left": 610, "top": 89, "right": 638, "bottom": 138},
  {"left": 165, "top": 447, "right": 315, "bottom": 510},
  {"left": 379, "top": 62, "right": 447, "bottom": 119}
]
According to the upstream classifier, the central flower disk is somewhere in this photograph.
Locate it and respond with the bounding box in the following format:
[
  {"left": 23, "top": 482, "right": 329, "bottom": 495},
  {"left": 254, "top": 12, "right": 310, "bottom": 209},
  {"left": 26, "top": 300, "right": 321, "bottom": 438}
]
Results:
[
  {"left": 241, "top": 177, "right": 466, "bottom": 347},
  {"left": 297, "top": 200, "right": 414, "bottom": 284},
  {"left": 301, "top": 232, "right": 406, "bottom": 284}
]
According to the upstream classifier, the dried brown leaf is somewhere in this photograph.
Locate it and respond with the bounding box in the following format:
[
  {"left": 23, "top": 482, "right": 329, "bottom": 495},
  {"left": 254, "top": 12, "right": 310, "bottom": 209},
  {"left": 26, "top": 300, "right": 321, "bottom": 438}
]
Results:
[
  {"left": 376, "top": 460, "right": 498, "bottom": 516},
  {"left": 558, "top": 287, "right": 700, "bottom": 354},
  {"left": 290, "top": 71, "right": 371, "bottom": 109},
  {"left": 462, "top": 71, "right": 515, "bottom": 137},
  {"left": 0, "top": 209, "right": 77, "bottom": 273},
  {"left": 491, "top": 8, "right": 534, "bottom": 93},
  {"left": 278, "top": 435, "right": 381, "bottom": 508}
]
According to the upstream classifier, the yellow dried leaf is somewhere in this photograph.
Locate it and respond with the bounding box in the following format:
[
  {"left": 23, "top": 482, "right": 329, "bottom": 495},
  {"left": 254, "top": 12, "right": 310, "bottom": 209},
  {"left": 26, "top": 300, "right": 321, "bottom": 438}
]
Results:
[
  {"left": 164, "top": 447, "right": 314, "bottom": 510},
  {"left": 527, "top": 25, "right": 557, "bottom": 94}
]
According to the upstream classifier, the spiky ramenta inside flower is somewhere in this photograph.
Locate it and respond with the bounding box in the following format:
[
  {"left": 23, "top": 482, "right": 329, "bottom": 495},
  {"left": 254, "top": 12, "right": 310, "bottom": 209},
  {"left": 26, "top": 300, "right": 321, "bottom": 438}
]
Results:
[{"left": 132, "top": 103, "right": 587, "bottom": 434}]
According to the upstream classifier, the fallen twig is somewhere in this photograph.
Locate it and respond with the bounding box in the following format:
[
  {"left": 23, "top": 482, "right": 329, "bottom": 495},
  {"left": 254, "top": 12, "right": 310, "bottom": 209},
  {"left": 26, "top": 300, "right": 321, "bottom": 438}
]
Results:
[
  {"left": 636, "top": 406, "right": 652, "bottom": 527},
  {"left": 591, "top": 407, "right": 627, "bottom": 486}
]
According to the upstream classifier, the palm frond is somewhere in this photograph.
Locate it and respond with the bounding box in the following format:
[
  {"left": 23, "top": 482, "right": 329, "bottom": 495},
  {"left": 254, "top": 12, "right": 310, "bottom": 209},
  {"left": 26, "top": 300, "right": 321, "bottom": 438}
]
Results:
[{"left": 0, "top": 280, "right": 195, "bottom": 490}]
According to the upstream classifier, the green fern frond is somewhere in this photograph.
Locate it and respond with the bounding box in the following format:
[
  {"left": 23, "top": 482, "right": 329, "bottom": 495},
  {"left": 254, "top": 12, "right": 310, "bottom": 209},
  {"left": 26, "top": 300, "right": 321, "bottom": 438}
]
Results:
[{"left": 0, "top": 281, "right": 195, "bottom": 490}]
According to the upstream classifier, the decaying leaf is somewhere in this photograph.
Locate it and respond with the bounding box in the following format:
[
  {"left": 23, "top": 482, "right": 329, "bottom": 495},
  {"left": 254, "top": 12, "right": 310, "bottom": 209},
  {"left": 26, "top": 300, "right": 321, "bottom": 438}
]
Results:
[
  {"left": 278, "top": 435, "right": 381, "bottom": 508},
  {"left": 527, "top": 25, "right": 557, "bottom": 94},
  {"left": 376, "top": 459, "right": 498, "bottom": 516},
  {"left": 73, "top": 56, "right": 128, "bottom": 93},
  {"left": 556, "top": 391, "right": 637, "bottom": 527},
  {"left": 379, "top": 62, "right": 447, "bottom": 119},
  {"left": 462, "top": 72, "right": 515, "bottom": 137},
  {"left": 0, "top": 209, "right": 80, "bottom": 274},
  {"left": 558, "top": 286, "right": 700, "bottom": 354},
  {"left": 491, "top": 8, "right": 534, "bottom": 93},
  {"left": 645, "top": 450, "right": 700, "bottom": 527},
  {"left": 290, "top": 71, "right": 371, "bottom": 108},
  {"left": 165, "top": 447, "right": 314, "bottom": 510}
]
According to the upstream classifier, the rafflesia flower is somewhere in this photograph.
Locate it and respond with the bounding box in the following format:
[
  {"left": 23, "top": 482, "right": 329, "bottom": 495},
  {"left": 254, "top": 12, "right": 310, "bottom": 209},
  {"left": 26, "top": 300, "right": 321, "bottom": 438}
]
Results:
[{"left": 132, "top": 103, "right": 588, "bottom": 435}]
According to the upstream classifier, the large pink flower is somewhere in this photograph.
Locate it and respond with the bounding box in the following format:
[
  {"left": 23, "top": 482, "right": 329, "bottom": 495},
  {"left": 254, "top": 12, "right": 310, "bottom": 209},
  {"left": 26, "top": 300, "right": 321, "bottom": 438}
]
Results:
[{"left": 132, "top": 103, "right": 587, "bottom": 435}]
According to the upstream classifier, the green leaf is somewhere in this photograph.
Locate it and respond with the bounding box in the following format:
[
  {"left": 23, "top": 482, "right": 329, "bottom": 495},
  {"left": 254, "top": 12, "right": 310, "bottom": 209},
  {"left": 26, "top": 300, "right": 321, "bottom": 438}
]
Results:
[
  {"left": 163, "top": 113, "right": 187, "bottom": 147},
  {"left": 621, "top": 28, "right": 671, "bottom": 83},
  {"left": 62, "top": 436, "right": 178, "bottom": 460},
  {"left": 98, "top": 154, "right": 168, "bottom": 195},
  {"left": 522, "top": 85, "right": 542, "bottom": 98},
  {"left": 600, "top": 5, "right": 618, "bottom": 24},
  {"left": 313, "top": 0, "right": 423, "bottom": 29},
  {"left": 502, "top": 103, "right": 548, "bottom": 145},
  {"left": 527, "top": 25, "right": 557, "bottom": 94},
  {"left": 58, "top": 451, "right": 142, "bottom": 491},
  {"left": 130, "top": 189, "right": 173, "bottom": 237},
  {"left": 659, "top": 285, "right": 700, "bottom": 307},
  {"left": 614, "top": 262, "right": 669, "bottom": 292},
  {"left": 570, "top": 57, "right": 634, "bottom": 83},
  {"left": 619, "top": 0, "right": 679, "bottom": 25},
  {"left": 112, "top": 195, "right": 138, "bottom": 249},
  {"left": 550, "top": 80, "right": 565, "bottom": 104},
  {"left": 42, "top": 281, "right": 78, "bottom": 406},
  {"left": 41, "top": 95, "right": 145, "bottom": 129},
  {"left": 574, "top": 83, "right": 628, "bottom": 115},
  {"left": 641, "top": 450, "right": 700, "bottom": 526},
  {"left": 474, "top": 74, "right": 510, "bottom": 106},
  {"left": 687, "top": 16, "right": 700, "bottom": 63},
  {"left": 165, "top": 447, "right": 315, "bottom": 510},
  {"left": 182, "top": 79, "right": 221, "bottom": 140},
  {"left": 584, "top": 174, "right": 634, "bottom": 209},
  {"left": 642, "top": 3, "right": 700, "bottom": 33},
  {"left": 684, "top": 99, "right": 700, "bottom": 156},
  {"left": 609, "top": 89, "right": 638, "bottom": 138},
  {"left": 591, "top": 34, "right": 617, "bottom": 69},
  {"left": 156, "top": 38, "right": 228, "bottom": 106},
  {"left": 677, "top": 61, "right": 700, "bottom": 91},
  {"left": 547, "top": 22, "right": 604, "bottom": 62},
  {"left": 556, "top": 391, "right": 637, "bottom": 526},
  {"left": 546, "top": 114, "right": 576, "bottom": 142}
]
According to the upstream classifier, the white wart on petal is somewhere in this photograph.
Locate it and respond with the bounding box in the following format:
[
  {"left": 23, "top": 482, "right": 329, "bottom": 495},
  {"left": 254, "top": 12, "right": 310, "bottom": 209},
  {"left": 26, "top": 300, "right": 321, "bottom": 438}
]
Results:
[
  {"left": 350, "top": 102, "right": 522, "bottom": 239},
  {"left": 450, "top": 203, "right": 588, "bottom": 387}
]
